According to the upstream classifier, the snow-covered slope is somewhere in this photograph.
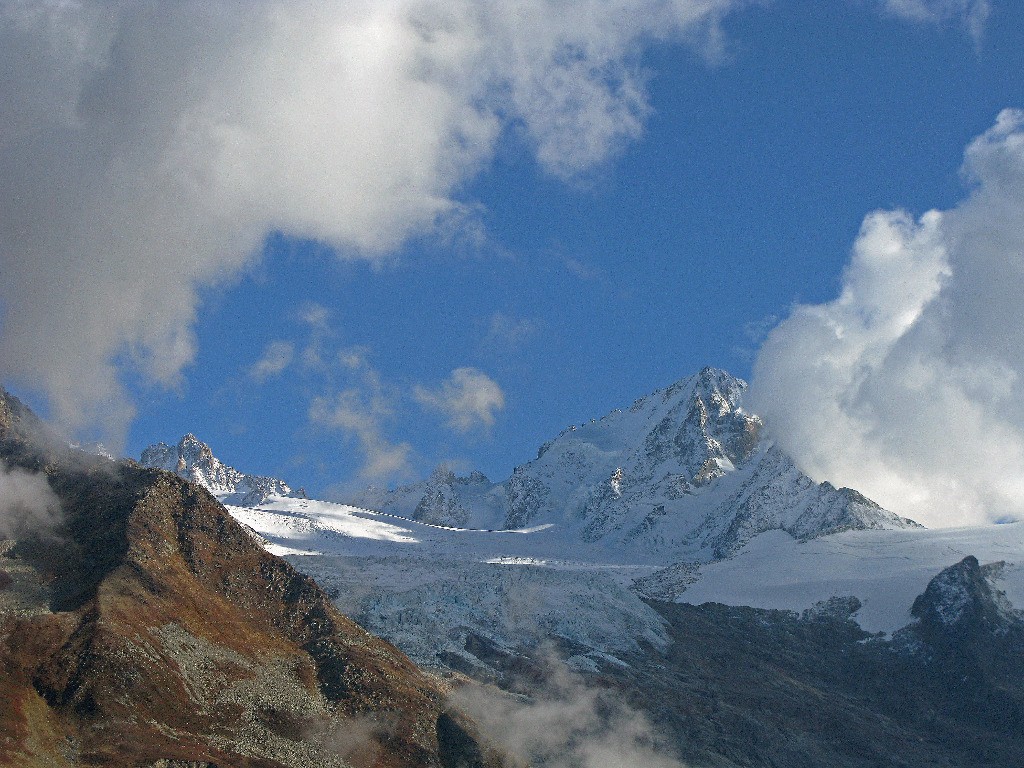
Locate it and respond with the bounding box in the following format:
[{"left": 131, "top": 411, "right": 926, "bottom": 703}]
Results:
[
  {"left": 654, "top": 524, "right": 1024, "bottom": 634},
  {"left": 354, "top": 368, "right": 918, "bottom": 557},
  {"left": 140, "top": 433, "right": 299, "bottom": 506},
  {"left": 220, "top": 493, "right": 1024, "bottom": 671}
]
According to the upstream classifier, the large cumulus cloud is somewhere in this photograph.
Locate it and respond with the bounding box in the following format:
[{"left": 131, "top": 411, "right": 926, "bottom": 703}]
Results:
[
  {"left": 0, "top": 0, "right": 735, "bottom": 443},
  {"left": 751, "top": 110, "right": 1024, "bottom": 528}
]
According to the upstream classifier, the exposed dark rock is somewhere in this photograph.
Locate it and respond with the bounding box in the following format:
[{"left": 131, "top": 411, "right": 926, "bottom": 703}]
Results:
[
  {"left": 436, "top": 711, "right": 488, "bottom": 768},
  {"left": 910, "top": 555, "right": 1019, "bottom": 636},
  {"left": 801, "top": 595, "right": 862, "bottom": 622},
  {"left": 625, "top": 587, "right": 1024, "bottom": 767}
]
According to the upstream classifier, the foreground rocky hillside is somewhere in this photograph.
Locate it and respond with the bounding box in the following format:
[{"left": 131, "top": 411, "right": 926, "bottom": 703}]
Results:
[{"left": 0, "top": 388, "right": 505, "bottom": 768}]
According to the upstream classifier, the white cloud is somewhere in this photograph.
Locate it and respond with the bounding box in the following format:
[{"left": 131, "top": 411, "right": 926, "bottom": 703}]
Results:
[
  {"left": 310, "top": 390, "right": 413, "bottom": 482},
  {"left": 0, "top": 0, "right": 737, "bottom": 444},
  {"left": 284, "top": 308, "right": 499, "bottom": 483},
  {"left": 250, "top": 340, "right": 295, "bottom": 381},
  {"left": 751, "top": 109, "right": 1024, "bottom": 528},
  {"left": 881, "top": 0, "right": 990, "bottom": 41},
  {"left": 414, "top": 367, "right": 506, "bottom": 433},
  {"left": 299, "top": 303, "right": 333, "bottom": 333},
  {"left": 0, "top": 460, "right": 63, "bottom": 539},
  {"left": 296, "top": 303, "right": 338, "bottom": 371}
]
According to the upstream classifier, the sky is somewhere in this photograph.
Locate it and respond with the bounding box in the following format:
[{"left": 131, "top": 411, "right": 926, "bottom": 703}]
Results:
[{"left": 2, "top": 0, "right": 1024, "bottom": 527}]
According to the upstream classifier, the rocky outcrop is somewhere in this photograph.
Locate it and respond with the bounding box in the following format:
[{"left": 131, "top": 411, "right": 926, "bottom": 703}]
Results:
[
  {"left": 909, "top": 555, "right": 1020, "bottom": 635},
  {"left": 141, "top": 434, "right": 295, "bottom": 506},
  {"left": 411, "top": 467, "right": 473, "bottom": 528}
]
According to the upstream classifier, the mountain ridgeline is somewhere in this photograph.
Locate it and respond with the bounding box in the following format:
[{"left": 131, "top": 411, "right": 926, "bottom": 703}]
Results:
[{"left": 352, "top": 368, "right": 919, "bottom": 557}]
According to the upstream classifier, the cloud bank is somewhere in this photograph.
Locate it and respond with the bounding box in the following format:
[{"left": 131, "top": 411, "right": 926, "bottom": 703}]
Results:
[
  {"left": 751, "top": 110, "right": 1024, "bottom": 528},
  {"left": 0, "top": 0, "right": 736, "bottom": 443}
]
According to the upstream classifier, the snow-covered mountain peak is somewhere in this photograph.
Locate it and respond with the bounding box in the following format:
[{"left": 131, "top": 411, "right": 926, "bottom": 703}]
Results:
[
  {"left": 140, "top": 434, "right": 295, "bottom": 506},
  {"left": 552, "top": 368, "right": 758, "bottom": 465},
  {"left": 354, "top": 368, "right": 919, "bottom": 555}
]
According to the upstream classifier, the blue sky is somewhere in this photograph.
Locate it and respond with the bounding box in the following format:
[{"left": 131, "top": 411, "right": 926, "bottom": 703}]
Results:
[{"left": 3, "top": 1, "right": 1024, "bottom": 522}]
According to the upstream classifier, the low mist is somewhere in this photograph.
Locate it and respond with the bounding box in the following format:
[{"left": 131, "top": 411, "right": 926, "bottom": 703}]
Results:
[
  {"left": 453, "top": 653, "right": 689, "bottom": 768},
  {"left": 0, "top": 460, "right": 63, "bottom": 539}
]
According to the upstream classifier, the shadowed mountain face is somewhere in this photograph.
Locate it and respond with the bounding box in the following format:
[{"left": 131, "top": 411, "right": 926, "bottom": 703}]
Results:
[
  {"left": 0, "top": 389, "right": 505, "bottom": 768},
  {"left": 464, "top": 558, "right": 1024, "bottom": 768}
]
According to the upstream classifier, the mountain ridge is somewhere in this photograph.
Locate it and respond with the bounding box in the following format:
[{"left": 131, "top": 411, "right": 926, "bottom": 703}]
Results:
[
  {"left": 350, "top": 367, "right": 920, "bottom": 557},
  {"left": 126, "top": 372, "right": 1024, "bottom": 767}
]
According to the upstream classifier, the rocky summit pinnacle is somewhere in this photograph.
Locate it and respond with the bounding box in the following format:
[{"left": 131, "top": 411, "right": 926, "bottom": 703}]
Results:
[
  {"left": 911, "top": 555, "right": 1022, "bottom": 635},
  {"left": 140, "top": 434, "right": 295, "bottom": 506}
]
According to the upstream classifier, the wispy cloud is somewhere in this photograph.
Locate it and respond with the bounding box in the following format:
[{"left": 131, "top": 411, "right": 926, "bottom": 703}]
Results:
[
  {"left": 563, "top": 256, "right": 605, "bottom": 282},
  {"left": 751, "top": 109, "right": 1024, "bottom": 527},
  {"left": 414, "top": 367, "right": 506, "bottom": 433},
  {"left": 249, "top": 340, "right": 295, "bottom": 382},
  {"left": 296, "top": 303, "right": 337, "bottom": 371},
  {"left": 309, "top": 351, "right": 414, "bottom": 484},
  {"left": 310, "top": 390, "right": 413, "bottom": 483},
  {"left": 880, "top": 0, "right": 990, "bottom": 42},
  {"left": 299, "top": 302, "right": 332, "bottom": 333},
  {"left": 253, "top": 307, "right": 501, "bottom": 484},
  {"left": 453, "top": 654, "right": 688, "bottom": 768},
  {"left": 481, "top": 311, "right": 538, "bottom": 353}
]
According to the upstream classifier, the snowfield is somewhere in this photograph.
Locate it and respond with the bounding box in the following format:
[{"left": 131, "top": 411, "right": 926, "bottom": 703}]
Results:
[
  {"left": 667, "top": 523, "right": 1024, "bottom": 634},
  {"left": 226, "top": 493, "right": 1024, "bottom": 668}
]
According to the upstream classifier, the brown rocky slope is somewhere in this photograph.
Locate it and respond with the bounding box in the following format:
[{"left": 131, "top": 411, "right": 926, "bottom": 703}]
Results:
[{"left": 0, "top": 388, "right": 506, "bottom": 768}]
